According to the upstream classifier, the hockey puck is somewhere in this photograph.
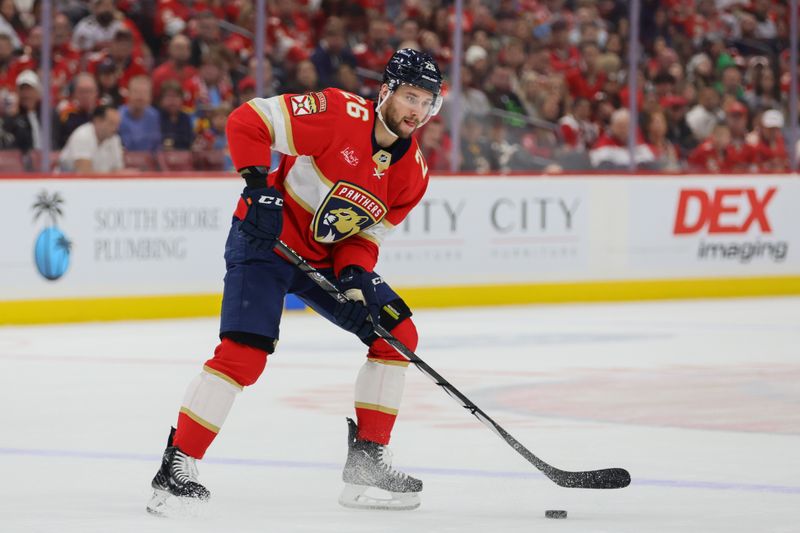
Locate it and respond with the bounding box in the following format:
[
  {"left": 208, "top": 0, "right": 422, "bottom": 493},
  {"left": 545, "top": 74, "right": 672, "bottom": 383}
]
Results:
[{"left": 545, "top": 510, "right": 568, "bottom": 519}]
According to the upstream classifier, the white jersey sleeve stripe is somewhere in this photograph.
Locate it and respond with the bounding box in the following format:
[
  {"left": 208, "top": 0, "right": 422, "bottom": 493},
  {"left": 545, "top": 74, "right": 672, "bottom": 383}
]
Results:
[
  {"left": 284, "top": 156, "right": 328, "bottom": 213},
  {"left": 277, "top": 97, "right": 297, "bottom": 155},
  {"left": 246, "top": 100, "right": 275, "bottom": 142},
  {"left": 360, "top": 219, "right": 395, "bottom": 245},
  {"left": 353, "top": 231, "right": 379, "bottom": 246},
  {"left": 248, "top": 96, "right": 297, "bottom": 156}
]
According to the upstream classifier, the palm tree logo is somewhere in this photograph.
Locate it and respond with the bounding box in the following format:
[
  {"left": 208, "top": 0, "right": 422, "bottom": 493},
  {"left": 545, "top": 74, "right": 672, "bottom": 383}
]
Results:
[{"left": 32, "top": 190, "right": 72, "bottom": 281}]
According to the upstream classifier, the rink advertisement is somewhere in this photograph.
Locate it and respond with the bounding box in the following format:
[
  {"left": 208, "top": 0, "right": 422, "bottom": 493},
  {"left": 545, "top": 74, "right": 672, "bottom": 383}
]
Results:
[
  {"left": 627, "top": 176, "right": 799, "bottom": 276},
  {"left": 377, "top": 178, "right": 590, "bottom": 286},
  {"left": 0, "top": 174, "right": 798, "bottom": 323},
  {"left": 0, "top": 178, "right": 240, "bottom": 305}
]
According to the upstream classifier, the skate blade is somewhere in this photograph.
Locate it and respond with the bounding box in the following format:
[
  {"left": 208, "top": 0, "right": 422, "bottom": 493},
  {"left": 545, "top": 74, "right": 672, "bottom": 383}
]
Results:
[
  {"left": 146, "top": 489, "right": 206, "bottom": 518},
  {"left": 338, "top": 483, "right": 420, "bottom": 511}
]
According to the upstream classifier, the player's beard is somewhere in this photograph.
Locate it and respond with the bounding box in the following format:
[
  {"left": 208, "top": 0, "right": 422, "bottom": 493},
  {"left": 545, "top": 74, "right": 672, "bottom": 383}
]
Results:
[{"left": 384, "top": 99, "right": 419, "bottom": 139}]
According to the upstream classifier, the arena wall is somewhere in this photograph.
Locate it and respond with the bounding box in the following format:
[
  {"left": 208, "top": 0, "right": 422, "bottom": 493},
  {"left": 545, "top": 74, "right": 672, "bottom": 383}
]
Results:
[{"left": 1, "top": 173, "right": 798, "bottom": 324}]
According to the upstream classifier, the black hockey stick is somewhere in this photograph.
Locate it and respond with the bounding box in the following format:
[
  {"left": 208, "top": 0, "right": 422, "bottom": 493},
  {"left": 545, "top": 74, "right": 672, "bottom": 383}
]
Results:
[{"left": 275, "top": 240, "right": 630, "bottom": 490}]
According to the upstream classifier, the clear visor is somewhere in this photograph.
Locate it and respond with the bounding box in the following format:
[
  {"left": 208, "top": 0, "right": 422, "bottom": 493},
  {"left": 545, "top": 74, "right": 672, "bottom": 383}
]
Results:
[{"left": 390, "top": 83, "right": 443, "bottom": 127}]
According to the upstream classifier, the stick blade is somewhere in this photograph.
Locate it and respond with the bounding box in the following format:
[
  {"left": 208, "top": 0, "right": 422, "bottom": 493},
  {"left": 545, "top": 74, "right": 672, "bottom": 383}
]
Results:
[{"left": 552, "top": 468, "right": 631, "bottom": 489}]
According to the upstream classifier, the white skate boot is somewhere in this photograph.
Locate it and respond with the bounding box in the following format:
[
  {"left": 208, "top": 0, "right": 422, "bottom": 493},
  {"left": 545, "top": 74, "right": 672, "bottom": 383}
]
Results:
[{"left": 338, "top": 418, "right": 422, "bottom": 510}]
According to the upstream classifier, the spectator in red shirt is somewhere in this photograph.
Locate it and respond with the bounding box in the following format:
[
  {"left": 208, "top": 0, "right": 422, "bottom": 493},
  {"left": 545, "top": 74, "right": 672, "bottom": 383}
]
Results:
[
  {"left": 591, "top": 91, "right": 617, "bottom": 130},
  {"left": 53, "top": 13, "right": 81, "bottom": 78},
  {"left": 589, "top": 108, "right": 655, "bottom": 169},
  {"left": 153, "top": 0, "right": 197, "bottom": 40},
  {"left": 86, "top": 28, "right": 147, "bottom": 94},
  {"left": 353, "top": 18, "right": 394, "bottom": 88},
  {"left": 548, "top": 19, "right": 580, "bottom": 72},
  {"left": 671, "top": 0, "right": 724, "bottom": 44},
  {"left": 646, "top": 37, "right": 679, "bottom": 80},
  {"left": 0, "top": 33, "right": 13, "bottom": 91},
  {"left": 152, "top": 34, "right": 196, "bottom": 101},
  {"left": 236, "top": 76, "right": 256, "bottom": 105},
  {"left": 652, "top": 71, "right": 677, "bottom": 104},
  {"left": 724, "top": 100, "right": 758, "bottom": 173},
  {"left": 687, "top": 123, "right": 734, "bottom": 173},
  {"left": 749, "top": 109, "right": 788, "bottom": 172},
  {"left": 418, "top": 116, "right": 451, "bottom": 172},
  {"left": 266, "top": 0, "right": 314, "bottom": 64},
  {"left": 7, "top": 26, "right": 76, "bottom": 102},
  {"left": 558, "top": 97, "right": 598, "bottom": 152},
  {"left": 565, "top": 40, "right": 607, "bottom": 101},
  {"left": 223, "top": 3, "right": 258, "bottom": 64}
]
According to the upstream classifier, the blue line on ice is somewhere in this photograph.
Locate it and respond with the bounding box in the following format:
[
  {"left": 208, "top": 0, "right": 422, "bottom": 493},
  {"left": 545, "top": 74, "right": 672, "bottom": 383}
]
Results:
[{"left": 1, "top": 447, "right": 798, "bottom": 495}]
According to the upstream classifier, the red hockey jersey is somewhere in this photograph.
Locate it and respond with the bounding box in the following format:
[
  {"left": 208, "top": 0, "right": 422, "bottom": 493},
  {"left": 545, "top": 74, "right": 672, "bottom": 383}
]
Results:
[{"left": 226, "top": 88, "right": 430, "bottom": 276}]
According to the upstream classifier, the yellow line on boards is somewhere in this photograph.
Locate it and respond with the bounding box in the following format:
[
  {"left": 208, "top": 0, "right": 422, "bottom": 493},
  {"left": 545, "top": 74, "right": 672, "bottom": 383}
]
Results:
[
  {"left": 0, "top": 294, "right": 223, "bottom": 325},
  {"left": 1, "top": 276, "right": 799, "bottom": 325},
  {"left": 399, "top": 276, "right": 800, "bottom": 308}
]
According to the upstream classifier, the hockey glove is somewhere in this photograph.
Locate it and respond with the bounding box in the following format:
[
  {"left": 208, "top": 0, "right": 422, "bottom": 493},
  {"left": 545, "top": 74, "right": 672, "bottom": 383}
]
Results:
[
  {"left": 239, "top": 186, "right": 284, "bottom": 251},
  {"left": 333, "top": 266, "right": 381, "bottom": 342}
]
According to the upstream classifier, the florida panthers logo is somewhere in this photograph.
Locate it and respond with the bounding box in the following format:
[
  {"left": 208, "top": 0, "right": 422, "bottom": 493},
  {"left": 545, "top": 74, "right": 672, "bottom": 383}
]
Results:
[{"left": 313, "top": 182, "right": 386, "bottom": 243}]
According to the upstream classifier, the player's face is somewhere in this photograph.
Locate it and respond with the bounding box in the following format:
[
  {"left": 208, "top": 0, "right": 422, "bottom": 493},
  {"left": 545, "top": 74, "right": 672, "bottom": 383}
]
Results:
[{"left": 385, "top": 85, "right": 435, "bottom": 138}]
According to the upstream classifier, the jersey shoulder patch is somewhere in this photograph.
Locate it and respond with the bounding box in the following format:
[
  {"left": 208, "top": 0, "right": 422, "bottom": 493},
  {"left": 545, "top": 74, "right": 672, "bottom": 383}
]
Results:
[{"left": 288, "top": 91, "right": 328, "bottom": 117}]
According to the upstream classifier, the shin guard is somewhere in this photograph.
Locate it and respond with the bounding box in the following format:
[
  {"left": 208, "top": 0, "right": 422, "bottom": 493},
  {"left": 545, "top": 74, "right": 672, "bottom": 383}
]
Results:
[
  {"left": 173, "top": 338, "right": 268, "bottom": 458},
  {"left": 355, "top": 318, "right": 417, "bottom": 444}
]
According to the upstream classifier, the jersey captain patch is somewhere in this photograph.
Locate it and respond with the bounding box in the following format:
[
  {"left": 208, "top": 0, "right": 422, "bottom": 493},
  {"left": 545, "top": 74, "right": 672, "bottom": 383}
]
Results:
[
  {"left": 289, "top": 93, "right": 325, "bottom": 116},
  {"left": 312, "top": 182, "right": 387, "bottom": 243}
]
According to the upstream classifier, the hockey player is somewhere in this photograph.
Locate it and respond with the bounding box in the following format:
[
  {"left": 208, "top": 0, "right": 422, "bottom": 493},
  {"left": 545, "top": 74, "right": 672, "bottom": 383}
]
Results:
[{"left": 147, "top": 49, "right": 443, "bottom": 515}]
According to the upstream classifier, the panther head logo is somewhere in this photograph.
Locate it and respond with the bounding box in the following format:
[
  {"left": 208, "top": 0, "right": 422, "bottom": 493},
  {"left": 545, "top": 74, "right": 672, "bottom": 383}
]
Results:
[
  {"left": 313, "top": 182, "right": 386, "bottom": 243},
  {"left": 323, "top": 208, "right": 369, "bottom": 238}
]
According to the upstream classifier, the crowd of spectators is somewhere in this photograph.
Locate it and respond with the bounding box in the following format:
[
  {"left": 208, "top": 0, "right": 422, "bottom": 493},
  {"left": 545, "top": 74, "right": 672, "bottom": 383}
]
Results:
[{"left": 0, "top": 0, "right": 795, "bottom": 174}]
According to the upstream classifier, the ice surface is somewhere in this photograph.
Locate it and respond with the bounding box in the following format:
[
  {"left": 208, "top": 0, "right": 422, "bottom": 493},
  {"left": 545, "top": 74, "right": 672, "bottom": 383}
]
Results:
[{"left": 1, "top": 297, "right": 798, "bottom": 532}]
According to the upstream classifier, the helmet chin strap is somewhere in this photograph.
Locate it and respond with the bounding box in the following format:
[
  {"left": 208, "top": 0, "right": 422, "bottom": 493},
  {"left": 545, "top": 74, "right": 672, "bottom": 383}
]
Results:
[{"left": 375, "top": 89, "right": 401, "bottom": 140}]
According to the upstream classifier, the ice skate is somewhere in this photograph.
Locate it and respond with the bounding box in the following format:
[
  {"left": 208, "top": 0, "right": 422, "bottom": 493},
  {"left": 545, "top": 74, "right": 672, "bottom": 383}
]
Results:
[
  {"left": 338, "top": 418, "right": 422, "bottom": 510},
  {"left": 146, "top": 427, "right": 210, "bottom": 517}
]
